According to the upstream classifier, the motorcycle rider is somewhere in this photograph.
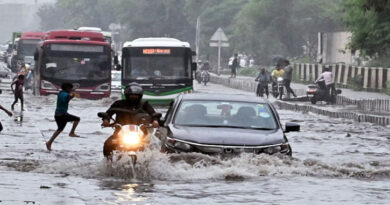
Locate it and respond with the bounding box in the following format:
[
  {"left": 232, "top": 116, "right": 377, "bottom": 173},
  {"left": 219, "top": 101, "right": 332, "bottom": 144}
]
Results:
[
  {"left": 255, "top": 68, "right": 270, "bottom": 98},
  {"left": 316, "top": 66, "right": 336, "bottom": 103},
  {"left": 101, "top": 83, "right": 160, "bottom": 157},
  {"left": 271, "top": 64, "right": 285, "bottom": 97}
]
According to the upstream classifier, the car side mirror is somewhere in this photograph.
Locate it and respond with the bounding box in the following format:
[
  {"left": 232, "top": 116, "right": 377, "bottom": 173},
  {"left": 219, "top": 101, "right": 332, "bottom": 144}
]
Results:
[
  {"left": 191, "top": 62, "right": 197, "bottom": 72},
  {"left": 285, "top": 122, "right": 300, "bottom": 133},
  {"left": 97, "top": 112, "right": 108, "bottom": 118}
]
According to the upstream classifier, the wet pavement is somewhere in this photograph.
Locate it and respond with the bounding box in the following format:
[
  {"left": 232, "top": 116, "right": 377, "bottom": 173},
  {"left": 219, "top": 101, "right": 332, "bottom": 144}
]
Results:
[{"left": 0, "top": 67, "right": 389, "bottom": 204}]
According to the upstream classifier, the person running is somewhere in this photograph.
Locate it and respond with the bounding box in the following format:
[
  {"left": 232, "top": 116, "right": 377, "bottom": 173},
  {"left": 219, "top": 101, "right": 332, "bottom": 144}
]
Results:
[
  {"left": 255, "top": 68, "right": 270, "bottom": 98},
  {"left": 0, "top": 100, "right": 13, "bottom": 132},
  {"left": 11, "top": 74, "right": 25, "bottom": 111},
  {"left": 46, "top": 83, "right": 80, "bottom": 151}
]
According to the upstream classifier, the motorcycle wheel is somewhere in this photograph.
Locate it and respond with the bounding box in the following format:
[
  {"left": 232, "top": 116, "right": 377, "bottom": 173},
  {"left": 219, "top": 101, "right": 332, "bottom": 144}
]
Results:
[{"left": 203, "top": 80, "right": 207, "bottom": 86}]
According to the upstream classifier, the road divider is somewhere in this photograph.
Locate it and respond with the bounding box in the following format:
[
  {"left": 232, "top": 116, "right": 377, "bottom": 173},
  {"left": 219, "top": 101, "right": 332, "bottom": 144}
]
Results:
[
  {"left": 275, "top": 100, "right": 390, "bottom": 126},
  {"left": 209, "top": 74, "right": 390, "bottom": 126}
]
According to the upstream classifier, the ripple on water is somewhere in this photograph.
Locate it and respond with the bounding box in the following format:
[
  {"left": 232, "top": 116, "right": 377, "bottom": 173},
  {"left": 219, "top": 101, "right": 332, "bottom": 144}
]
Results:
[{"left": 22, "top": 147, "right": 390, "bottom": 182}]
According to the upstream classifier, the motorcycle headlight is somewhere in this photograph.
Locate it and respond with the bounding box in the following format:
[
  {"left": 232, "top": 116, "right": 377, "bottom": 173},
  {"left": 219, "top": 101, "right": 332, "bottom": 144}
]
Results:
[
  {"left": 119, "top": 125, "right": 144, "bottom": 146},
  {"left": 277, "top": 77, "right": 284, "bottom": 82}
]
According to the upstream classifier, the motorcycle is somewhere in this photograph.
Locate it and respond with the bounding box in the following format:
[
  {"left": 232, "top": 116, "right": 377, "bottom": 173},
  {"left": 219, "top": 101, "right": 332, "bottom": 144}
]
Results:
[
  {"left": 201, "top": 70, "right": 210, "bottom": 86},
  {"left": 307, "top": 79, "right": 342, "bottom": 104},
  {"left": 272, "top": 77, "right": 284, "bottom": 99},
  {"left": 196, "top": 70, "right": 202, "bottom": 84},
  {"left": 255, "top": 80, "right": 267, "bottom": 97},
  {"left": 98, "top": 110, "right": 161, "bottom": 165}
]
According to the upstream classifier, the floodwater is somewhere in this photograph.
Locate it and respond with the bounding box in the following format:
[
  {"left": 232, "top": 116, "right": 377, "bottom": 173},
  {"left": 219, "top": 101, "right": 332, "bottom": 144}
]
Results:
[{"left": 0, "top": 68, "right": 389, "bottom": 204}]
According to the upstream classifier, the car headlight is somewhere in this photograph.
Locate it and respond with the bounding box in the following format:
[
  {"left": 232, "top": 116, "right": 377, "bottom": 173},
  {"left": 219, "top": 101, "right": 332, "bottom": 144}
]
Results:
[
  {"left": 263, "top": 144, "right": 290, "bottom": 154},
  {"left": 94, "top": 83, "right": 110, "bottom": 92},
  {"left": 174, "top": 141, "right": 192, "bottom": 151},
  {"left": 263, "top": 146, "right": 282, "bottom": 154},
  {"left": 41, "top": 80, "right": 57, "bottom": 90}
]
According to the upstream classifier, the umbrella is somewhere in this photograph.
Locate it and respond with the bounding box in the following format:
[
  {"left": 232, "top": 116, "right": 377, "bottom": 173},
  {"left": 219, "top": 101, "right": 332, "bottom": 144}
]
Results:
[{"left": 271, "top": 55, "right": 289, "bottom": 67}]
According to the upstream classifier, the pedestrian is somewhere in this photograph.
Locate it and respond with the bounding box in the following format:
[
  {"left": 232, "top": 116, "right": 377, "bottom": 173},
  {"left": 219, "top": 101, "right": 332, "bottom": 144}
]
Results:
[
  {"left": 255, "top": 68, "right": 270, "bottom": 98},
  {"left": 231, "top": 53, "right": 238, "bottom": 78},
  {"left": 11, "top": 74, "right": 25, "bottom": 111},
  {"left": 282, "top": 60, "right": 297, "bottom": 98},
  {"left": 0, "top": 89, "right": 13, "bottom": 132},
  {"left": 46, "top": 83, "right": 80, "bottom": 151},
  {"left": 316, "top": 66, "right": 336, "bottom": 103}
]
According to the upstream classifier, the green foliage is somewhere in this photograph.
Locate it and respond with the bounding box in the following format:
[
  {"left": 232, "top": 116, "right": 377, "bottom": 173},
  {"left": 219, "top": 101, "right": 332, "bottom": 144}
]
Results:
[
  {"left": 344, "top": 0, "right": 390, "bottom": 60},
  {"left": 37, "top": 0, "right": 344, "bottom": 64},
  {"left": 230, "top": 0, "right": 343, "bottom": 64},
  {"left": 348, "top": 74, "right": 364, "bottom": 91}
]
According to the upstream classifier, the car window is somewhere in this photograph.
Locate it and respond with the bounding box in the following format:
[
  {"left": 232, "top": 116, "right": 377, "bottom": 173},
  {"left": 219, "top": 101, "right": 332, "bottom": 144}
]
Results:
[{"left": 174, "top": 100, "right": 277, "bottom": 130}]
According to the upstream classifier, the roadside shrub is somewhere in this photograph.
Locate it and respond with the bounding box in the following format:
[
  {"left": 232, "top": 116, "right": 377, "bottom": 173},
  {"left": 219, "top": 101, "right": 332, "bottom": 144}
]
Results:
[{"left": 348, "top": 75, "right": 364, "bottom": 91}]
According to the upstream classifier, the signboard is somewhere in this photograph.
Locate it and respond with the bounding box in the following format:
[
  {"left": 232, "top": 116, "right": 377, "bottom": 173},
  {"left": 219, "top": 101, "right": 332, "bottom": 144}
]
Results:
[
  {"left": 142, "top": 48, "right": 171, "bottom": 55},
  {"left": 209, "top": 28, "right": 229, "bottom": 75},
  {"left": 209, "top": 42, "right": 230, "bottom": 47},
  {"left": 210, "top": 28, "right": 229, "bottom": 42},
  {"left": 50, "top": 44, "right": 104, "bottom": 53}
]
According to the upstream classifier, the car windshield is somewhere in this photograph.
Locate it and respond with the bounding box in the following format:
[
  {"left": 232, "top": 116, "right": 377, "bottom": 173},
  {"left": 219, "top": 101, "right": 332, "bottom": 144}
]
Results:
[
  {"left": 42, "top": 44, "right": 110, "bottom": 81},
  {"left": 174, "top": 100, "right": 277, "bottom": 130},
  {"left": 124, "top": 56, "right": 188, "bottom": 79}
]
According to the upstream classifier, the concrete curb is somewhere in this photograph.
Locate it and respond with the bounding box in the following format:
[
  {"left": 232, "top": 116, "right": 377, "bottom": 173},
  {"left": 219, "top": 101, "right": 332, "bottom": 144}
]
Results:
[
  {"left": 275, "top": 100, "right": 390, "bottom": 126},
  {"left": 209, "top": 74, "right": 390, "bottom": 126}
]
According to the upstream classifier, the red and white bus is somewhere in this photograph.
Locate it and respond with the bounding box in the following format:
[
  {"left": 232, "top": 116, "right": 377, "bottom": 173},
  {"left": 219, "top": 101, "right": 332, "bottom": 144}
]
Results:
[
  {"left": 12, "top": 31, "right": 45, "bottom": 71},
  {"left": 34, "top": 30, "right": 113, "bottom": 99}
]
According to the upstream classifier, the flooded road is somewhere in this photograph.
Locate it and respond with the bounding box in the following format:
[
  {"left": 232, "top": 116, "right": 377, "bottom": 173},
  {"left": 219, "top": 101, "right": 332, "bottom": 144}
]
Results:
[{"left": 0, "top": 73, "right": 389, "bottom": 204}]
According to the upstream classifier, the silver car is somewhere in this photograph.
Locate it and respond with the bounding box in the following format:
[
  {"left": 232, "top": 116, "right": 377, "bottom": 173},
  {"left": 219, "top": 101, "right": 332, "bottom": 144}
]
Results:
[{"left": 161, "top": 94, "right": 300, "bottom": 156}]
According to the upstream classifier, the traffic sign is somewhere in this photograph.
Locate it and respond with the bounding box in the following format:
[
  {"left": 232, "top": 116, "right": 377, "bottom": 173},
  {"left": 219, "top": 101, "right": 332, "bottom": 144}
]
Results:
[
  {"left": 210, "top": 28, "right": 229, "bottom": 42},
  {"left": 209, "top": 42, "right": 230, "bottom": 47}
]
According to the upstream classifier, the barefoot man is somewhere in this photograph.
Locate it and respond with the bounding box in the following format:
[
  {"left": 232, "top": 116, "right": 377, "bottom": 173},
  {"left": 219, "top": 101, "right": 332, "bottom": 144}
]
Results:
[{"left": 46, "top": 83, "right": 80, "bottom": 151}]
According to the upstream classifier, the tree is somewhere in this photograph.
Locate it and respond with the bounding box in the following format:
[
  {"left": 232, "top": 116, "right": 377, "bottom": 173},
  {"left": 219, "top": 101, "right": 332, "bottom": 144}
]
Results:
[{"left": 345, "top": 0, "right": 390, "bottom": 59}]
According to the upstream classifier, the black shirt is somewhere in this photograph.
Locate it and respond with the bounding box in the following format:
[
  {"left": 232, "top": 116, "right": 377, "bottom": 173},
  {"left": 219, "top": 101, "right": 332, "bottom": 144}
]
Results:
[{"left": 105, "top": 100, "right": 157, "bottom": 125}]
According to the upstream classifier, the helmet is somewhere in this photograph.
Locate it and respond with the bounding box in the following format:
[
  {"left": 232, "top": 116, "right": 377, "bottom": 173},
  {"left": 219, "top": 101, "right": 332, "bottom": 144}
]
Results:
[{"left": 124, "top": 83, "right": 143, "bottom": 103}]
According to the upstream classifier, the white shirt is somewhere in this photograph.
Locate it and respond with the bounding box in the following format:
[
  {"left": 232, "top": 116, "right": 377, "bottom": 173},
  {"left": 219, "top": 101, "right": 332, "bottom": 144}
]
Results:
[{"left": 318, "top": 71, "right": 333, "bottom": 85}]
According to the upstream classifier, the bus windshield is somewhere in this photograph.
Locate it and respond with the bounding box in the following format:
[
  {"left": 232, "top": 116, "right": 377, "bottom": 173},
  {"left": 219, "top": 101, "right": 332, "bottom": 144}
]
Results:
[
  {"left": 18, "top": 39, "right": 40, "bottom": 56},
  {"left": 42, "top": 44, "right": 110, "bottom": 81},
  {"left": 123, "top": 48, "right": 190, "bottom": 80}
]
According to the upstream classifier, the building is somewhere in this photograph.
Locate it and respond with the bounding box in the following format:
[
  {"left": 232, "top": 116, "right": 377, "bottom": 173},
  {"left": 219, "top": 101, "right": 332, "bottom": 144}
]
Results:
[{"left": 317, "top": 31, "right": 358, "bottom": 65}]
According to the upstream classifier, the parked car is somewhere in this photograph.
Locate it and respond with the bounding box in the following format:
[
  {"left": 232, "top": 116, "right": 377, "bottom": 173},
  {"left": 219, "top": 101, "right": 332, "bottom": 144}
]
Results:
[
  {"left": 160, "top": 94, "right": 300, "bottom": 156},
  {"left": 111, "top": 70, "right": 121, "bottom": 91}
]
